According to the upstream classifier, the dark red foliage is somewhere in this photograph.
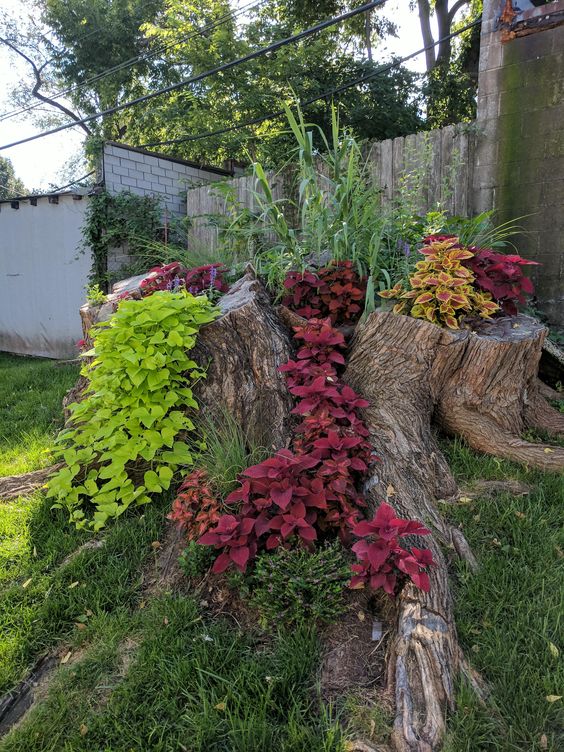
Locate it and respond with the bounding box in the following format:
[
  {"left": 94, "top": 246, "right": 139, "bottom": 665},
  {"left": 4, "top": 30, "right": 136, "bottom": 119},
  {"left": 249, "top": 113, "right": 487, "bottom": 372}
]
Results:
[
  {"left": 139, "top": 262, "right": 184, "bottom": 294},
  {"left": 185, "top": 263, "right": 229, "bottom": 294},
  {"left": 282, "top": 261, "right": 367, "bottom": 325},
  {"left": 350, "top": 503, "right": 434, "bottom": 595},
  {"left": 137, "top": 262, "right": 229, "bottom": 298},
  {"left": 168, "top": 469, "right": 222, "bottom": 541},
  {"left": 464, "top": 248, "right": 539, "bottom": 316},
  {"left": 198, "top": 279, "right": 433, "bottom": 597}
]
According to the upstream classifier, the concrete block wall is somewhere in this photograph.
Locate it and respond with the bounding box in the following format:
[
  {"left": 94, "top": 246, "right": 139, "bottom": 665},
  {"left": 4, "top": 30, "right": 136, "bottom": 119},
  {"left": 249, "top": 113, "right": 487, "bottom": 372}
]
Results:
[
  {"left": 102, "top": 142, "right": 233, "bottom": 218},
  {"left": 475, "top": 0, "right": 564, "bottom": 326}
]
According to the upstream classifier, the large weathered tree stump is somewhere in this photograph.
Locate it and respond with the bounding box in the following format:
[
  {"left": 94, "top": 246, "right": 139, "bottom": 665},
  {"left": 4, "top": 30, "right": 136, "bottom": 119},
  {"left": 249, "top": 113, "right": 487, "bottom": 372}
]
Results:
[
  {"left": 345, "top": 311, "right": 563, "bottom": 752},
  {"left": 191, "top": 269, "right": 294, "bottom": 450}
]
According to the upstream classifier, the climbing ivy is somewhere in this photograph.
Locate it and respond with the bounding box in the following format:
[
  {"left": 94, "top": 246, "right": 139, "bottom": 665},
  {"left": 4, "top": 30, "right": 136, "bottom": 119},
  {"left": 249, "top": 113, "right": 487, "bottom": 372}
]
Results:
[{"left": 83, "top": 190, "right": 162, "bottom": 288}]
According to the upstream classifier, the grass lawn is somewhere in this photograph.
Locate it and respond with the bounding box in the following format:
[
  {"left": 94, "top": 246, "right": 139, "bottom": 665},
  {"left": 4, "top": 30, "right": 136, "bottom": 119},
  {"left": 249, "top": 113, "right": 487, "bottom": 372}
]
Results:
[
  {"left": 0, "top": 355, "right": 562, "bottom": 751},
  {"left": 0, "top": 353, "right": 79, "bottom": 477}
]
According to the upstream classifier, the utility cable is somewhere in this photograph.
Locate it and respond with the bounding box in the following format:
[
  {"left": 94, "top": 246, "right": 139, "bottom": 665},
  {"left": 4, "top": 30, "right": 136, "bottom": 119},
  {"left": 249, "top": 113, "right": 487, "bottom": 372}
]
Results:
[
  {"left": 0, "top": 1, "right": 387, "bottom": 151},
  {"left": 137, "top": 18, "right": 482, "bottom": 150}
]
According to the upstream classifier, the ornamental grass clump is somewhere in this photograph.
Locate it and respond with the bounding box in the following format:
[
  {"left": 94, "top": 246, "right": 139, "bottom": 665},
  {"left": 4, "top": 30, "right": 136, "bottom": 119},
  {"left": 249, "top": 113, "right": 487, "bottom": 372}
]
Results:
[
  {"left": 380, "top": 237, "right": 499, "bottom": 329},
  {"left": 47, "top": 291, "right": 219, "bottom": 530}
]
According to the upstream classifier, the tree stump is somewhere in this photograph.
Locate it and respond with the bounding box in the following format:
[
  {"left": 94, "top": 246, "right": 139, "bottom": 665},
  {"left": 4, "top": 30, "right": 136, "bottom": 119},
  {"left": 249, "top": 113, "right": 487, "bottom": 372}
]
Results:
[
  {"left": 191, "top": 269, "right": 294, "bottom": 450},
  {"left": 345, "top": 311, "right": 563, "bottom": 752}
]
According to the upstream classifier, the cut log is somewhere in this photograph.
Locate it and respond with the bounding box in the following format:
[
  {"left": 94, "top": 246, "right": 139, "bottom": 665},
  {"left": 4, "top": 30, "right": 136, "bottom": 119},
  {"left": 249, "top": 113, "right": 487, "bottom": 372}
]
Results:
[
  {"left": 0, "top": 464, "right": 63, "bottom": 502},
  {"left": 344, "top": 311, "right": 563, "bottom": 752}
]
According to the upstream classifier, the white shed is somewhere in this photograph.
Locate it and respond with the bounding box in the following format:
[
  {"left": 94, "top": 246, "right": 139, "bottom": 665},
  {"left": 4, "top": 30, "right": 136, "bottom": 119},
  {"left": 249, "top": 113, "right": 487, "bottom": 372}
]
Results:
[{"left": 0, "top": 191, "right": 91, "bottom": 359}]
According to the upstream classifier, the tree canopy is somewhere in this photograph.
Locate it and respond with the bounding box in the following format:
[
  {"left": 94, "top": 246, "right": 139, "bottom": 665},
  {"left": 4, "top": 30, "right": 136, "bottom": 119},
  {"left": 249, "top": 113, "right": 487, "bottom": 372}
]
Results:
[{"left": 0, "top": 156, "right": 26, "bottom": 199}]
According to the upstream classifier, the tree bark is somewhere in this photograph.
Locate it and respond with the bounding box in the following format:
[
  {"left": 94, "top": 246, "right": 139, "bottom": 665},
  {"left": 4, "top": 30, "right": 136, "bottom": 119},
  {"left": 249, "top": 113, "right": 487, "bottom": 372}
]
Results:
[
  {"left": 191, "top": 269, "right": 294, "bottom": 451},
  {"left": 0, "top": 464, "right": 63, "bottom": 501},
  {"left": 344, "top": 311, "right": 563, "bottom": 752}
]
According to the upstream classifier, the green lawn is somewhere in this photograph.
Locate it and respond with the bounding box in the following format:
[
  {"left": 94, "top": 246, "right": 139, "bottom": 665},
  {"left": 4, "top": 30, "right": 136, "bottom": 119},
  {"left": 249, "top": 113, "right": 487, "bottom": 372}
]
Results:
[
  {"left": 0, "top": 355, "right": 562, "bottom": 751},
  {"left": 0, "top": 353, "right": 79, "bottom": 476}
]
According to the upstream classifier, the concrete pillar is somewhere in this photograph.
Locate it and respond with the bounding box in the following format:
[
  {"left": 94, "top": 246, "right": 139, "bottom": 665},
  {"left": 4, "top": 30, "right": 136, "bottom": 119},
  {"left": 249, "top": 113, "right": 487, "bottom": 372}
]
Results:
[{"left": 474, "top": 0, "right": 564, "bottom": 327}]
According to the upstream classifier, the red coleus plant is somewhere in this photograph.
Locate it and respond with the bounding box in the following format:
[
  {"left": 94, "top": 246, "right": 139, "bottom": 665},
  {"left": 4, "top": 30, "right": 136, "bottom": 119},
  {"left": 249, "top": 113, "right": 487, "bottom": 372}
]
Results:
[
  {"left": 139, "top": 262, "right": 185, "bottom": 295},
  {"left": 350, "top": 502, "right": 434, "bottom": 595},
  {"left": 168, "top": 469, "right": 222, "bottom": 541},
  {"left": 185, "top": 264, "right": 229, "bottom": 295},
  {"left": 283, "top": 261, "right": 367, "bottom": 325},
  {"left": 465, "top": 248, "right": 539, "bottom": 316}
]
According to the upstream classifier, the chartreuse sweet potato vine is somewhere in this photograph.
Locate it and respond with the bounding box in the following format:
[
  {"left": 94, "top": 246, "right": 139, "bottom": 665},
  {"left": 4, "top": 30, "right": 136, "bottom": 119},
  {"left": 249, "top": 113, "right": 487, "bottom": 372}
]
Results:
[{"left": 47, "top": 292, "right": 219, "bottom": 531}]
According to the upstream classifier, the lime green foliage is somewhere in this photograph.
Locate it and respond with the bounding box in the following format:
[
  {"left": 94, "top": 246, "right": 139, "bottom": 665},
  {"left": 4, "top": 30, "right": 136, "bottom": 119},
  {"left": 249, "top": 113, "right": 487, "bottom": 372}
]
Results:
[
  {"left": 0, "top": 354, "right": 79, "bottom": 477},
  {"left": 46, "top": 292, "right": 219, "bottom": 530},
  {"left": 251, "top": 543, "right": 351, "bottom": 627},
  {"left": 443, "top": 441, "right": 564, "bottom": 752},
  {"left": 85, "top": 283, "right": 107, "bottom": 305}
]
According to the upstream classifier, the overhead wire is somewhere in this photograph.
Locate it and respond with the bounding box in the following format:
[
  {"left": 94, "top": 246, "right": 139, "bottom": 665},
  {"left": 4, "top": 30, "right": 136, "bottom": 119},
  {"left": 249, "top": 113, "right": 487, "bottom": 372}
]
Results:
[
  {"left": 137, "top": 18, "right": 482, "bottom": 149},
  {"left": 0, "top": 0, "right": 266, "bottom": 124},
  {"left": 0, "top": 0, "right": 387, "bottom": 151}
]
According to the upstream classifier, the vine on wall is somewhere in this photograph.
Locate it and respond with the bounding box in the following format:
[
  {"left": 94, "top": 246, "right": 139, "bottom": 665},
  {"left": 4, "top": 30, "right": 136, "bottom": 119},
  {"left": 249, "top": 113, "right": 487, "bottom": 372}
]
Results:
[{"left": 83, "top": 190, "right": 162, "bottom": 289}]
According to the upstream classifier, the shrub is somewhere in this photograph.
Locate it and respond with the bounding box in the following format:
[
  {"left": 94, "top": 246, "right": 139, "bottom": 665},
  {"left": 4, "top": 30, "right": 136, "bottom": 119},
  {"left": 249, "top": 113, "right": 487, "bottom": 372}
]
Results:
[
  {"left": 251, "top": 543, "right": 351, "bottom": 626},
  {"left": 350, "top": 503, "right": 434, "bottom": 595},
  {"left": 178, "top": 540, "right": 214, "bottom": 580},
  {"left": 135, "top": 262, "right": 229, "bottom": 300},
  {"left": 47, "top": 292, "right": 219, "bottom": 530},
  {"left": 282, "top": 261, "right": 367, "bottom": 325},
  {"left": 380, "top": 237, "right": 499, "bottom": 329}
]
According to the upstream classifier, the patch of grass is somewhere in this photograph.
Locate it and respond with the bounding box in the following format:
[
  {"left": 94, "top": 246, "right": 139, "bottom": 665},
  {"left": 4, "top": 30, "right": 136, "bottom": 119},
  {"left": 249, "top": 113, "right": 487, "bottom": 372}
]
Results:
[
  {"left": 0, "top": 353, "right": 79, "bottom": 476},
  {"left": 0, "top": 597, "right": 345, "bottom": 752},
  {"left": 0, "top": 491, "right": 166, "bottom": 694},
  {"left": 443, "top": 440, "right": 564, "bottom": 752}
]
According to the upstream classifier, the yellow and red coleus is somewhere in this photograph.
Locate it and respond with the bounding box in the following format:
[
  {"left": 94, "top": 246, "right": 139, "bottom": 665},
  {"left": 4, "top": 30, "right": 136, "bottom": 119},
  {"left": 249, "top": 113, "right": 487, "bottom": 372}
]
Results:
[{"left": 380, "top": 238, "right": 499, "bottom": 329}]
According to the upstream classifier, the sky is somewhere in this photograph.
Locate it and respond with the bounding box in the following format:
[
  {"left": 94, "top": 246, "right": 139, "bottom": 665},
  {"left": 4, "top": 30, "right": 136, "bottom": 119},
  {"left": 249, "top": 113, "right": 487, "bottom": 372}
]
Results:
[{"left": 0, "top": 0, "right": 437, "bottom": 191}]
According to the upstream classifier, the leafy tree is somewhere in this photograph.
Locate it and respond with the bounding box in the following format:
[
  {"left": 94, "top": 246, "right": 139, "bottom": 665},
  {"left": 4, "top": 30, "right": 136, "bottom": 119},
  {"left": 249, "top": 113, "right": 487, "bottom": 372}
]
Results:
[
  {"left": 124, "top": 0, "right": 422, "bottom": 166},
  {"left": 0, "top": 156, "right": 26, "bottom": 199},
  {"left": 415, "top": 0, "right": 482, "bottom": 126}
]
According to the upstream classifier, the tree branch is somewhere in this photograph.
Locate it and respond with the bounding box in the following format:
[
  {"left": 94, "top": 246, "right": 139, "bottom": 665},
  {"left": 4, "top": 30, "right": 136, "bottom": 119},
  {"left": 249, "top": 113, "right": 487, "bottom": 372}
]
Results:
[
  {"left": 448, "top": 0, "right": 470, "bottom": 25},
  {"left": 417, "top": 0, "right": 436, "bottom": 72},
  {"left": 0, "top": 37, "right": 91, "bottom": 135}
]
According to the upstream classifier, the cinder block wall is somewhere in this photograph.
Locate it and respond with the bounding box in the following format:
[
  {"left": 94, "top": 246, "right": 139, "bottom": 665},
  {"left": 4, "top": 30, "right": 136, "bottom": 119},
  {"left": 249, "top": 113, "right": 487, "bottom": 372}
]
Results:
[
  {"left": 102, "top": 142, "right": 232, "bottom": 218},
  {"left": 475, "top": 0, "right": 564, "bottom": 326}
]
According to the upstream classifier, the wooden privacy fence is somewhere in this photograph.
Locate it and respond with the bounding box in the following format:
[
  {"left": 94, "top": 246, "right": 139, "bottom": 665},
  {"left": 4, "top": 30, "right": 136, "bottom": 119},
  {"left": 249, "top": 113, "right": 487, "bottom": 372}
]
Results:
[{"left": 185, "top": 122, "right": 477, "bottom": 252}]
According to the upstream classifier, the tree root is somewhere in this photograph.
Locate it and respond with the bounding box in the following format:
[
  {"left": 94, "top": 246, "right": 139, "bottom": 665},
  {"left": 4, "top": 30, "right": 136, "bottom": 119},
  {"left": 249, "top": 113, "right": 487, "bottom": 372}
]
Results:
[{"left": 0, "top": 464, "right": 62, "bottom": 502}]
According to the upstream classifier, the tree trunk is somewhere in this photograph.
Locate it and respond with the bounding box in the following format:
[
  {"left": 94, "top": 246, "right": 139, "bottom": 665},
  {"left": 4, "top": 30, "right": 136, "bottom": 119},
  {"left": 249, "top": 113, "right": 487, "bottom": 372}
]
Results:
[{"left": 344, "top": 311, "right": 563, "bottom": 752}]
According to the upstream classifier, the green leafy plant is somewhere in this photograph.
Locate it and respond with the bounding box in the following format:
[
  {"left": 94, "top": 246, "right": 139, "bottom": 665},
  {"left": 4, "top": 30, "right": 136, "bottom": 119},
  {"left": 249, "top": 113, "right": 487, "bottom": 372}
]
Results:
[
  {"left": 82, "top": 190, "right": 162, "bottom": 288},
  {"left": 250, "top": 542, "right": 351, "bottom": 627},
  {"left": 178, "top": 540, "right": 214, "bottom": 580},
  {"left": 85, "top": 283, "right": 107, "bottom": 306},
  {"left": 47, "top": 291, "right": 219, "bottom": 530}
]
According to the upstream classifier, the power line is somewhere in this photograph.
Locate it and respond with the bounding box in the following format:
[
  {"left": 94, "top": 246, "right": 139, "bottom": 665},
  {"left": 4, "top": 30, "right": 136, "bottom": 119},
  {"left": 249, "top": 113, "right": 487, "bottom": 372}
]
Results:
[
  {"left": 0, "top": 170, "right": 95, "bottom": 199},
  {"left": 0, "top": 0, "right": 265, "bottom": 125},
  {"left": 0, "top": 0, "right": 386, "bottom": 151},
  {"left": 137, "top": 18, "right": 482, "bottom": 150}
]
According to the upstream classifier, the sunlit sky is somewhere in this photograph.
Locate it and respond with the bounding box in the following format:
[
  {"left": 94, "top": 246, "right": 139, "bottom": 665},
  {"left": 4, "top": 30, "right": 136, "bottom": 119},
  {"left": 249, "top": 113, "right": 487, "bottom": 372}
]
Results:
[{"left": 0, "top": 0, "right": 438, "bottom": 190}]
